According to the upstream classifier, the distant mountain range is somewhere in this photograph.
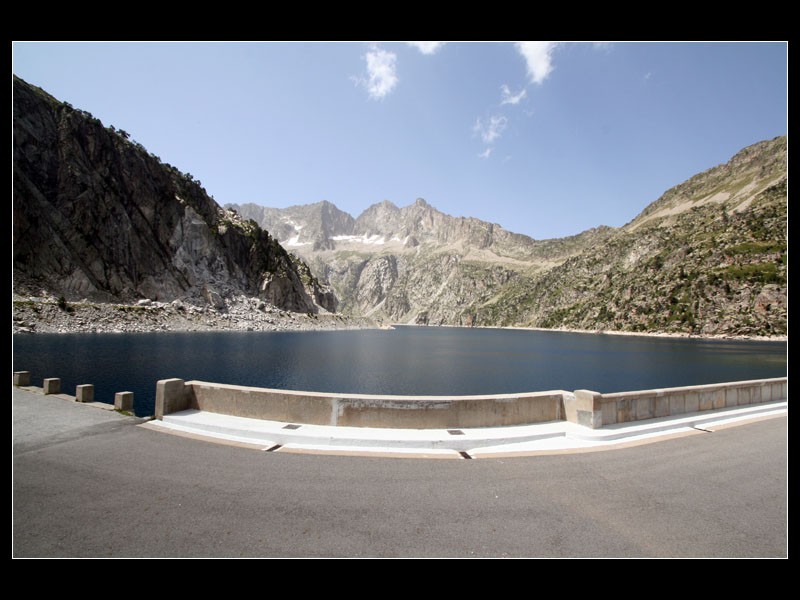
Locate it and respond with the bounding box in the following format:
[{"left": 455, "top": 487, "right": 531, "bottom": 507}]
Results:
[{"left": 230, "top": 135, "right": 786, "bottom": 336}]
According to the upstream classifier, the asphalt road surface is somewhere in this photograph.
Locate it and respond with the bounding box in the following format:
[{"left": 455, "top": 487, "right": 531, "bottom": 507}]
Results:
[{"left": 12, "top": 388, "right": 787, "bottom": 558}]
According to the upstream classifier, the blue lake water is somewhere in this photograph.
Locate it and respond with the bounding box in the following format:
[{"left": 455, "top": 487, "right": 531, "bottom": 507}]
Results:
[{"left": 12, "top": 326, "right": 787, "bottom": 417}]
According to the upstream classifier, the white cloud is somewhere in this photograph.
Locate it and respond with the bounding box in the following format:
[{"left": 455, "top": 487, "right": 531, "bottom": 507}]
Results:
[
  {"left": 473, "top": 115, "right": 508, "bottom": 144},
  {"left": 514, "top": 42, "right": 558, "bottom": 84},
  {"left": 500, "top": 84, "right": 527, "bottom": 105},
  {"left": 478, "top": 148, "right": 493, "bottom": 159},
  {"left": 357, "top": 46, "right": 399, "bottom": 100},
  {"left": 407, "top": 42, "right": 445, "bottom": 55},
  {"left": 593, "top": 42, "right": 613, "bottom": 52}
]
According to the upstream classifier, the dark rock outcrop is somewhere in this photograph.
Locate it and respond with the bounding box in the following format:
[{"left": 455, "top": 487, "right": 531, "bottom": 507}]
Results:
[{"left": 13, "top": 76, "right": 335, "bottom": 314}]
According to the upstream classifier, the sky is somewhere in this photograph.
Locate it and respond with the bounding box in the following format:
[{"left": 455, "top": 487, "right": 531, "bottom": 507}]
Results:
[{"left": 12, "top": 42, "right": 787, "bottom": 240}]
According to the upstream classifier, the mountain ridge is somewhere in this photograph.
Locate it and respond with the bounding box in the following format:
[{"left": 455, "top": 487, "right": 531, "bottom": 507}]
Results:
[{"left": 231, "top": 135, "right": 786, "bottom": 336}]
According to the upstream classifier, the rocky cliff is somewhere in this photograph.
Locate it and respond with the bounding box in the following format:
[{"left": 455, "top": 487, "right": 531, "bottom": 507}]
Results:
[
  {"left": 13, "top": 76, "right": 335, "bottom": 315},
  {"left": 233, "top": 136, "right": 786, "bottom": 336}
]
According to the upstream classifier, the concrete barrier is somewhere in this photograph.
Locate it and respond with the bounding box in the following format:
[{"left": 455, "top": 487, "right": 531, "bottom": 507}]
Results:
[
  {"left": 563, "top": 390, "right": 602, "bottom": 429},
  {"left": 43, "top": 378, "right": 60, "bottom": 395},
  {"left": 155, "top": 379, "right": 565, "bottom": 429},
  {"left": 154, "top": 377, "right": 787, "bottom": 430},
  {"left": 579, "top": 378, "right": 787, "bottom": 429},
  {"left": 115, "top": 392, "right": 134, "bottom": 411},
  {"left": 13, "top": 371, "right": 31, "bottom": 386},
  {"left": 76, "top": 384, "right": 94, "bottom": 403},
  {"left": 155, "top": 378, "right": 191, "bottom": 420}
]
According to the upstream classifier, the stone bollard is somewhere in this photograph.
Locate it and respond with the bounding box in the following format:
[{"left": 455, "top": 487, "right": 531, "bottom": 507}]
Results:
[
  {"left": 13, "top": 371, "right": 31, "bottom": 386},
  {"left": 43, "top": 378, "right": 61, "bottom": 395},
  {"left": 76, "top": 384, "right": 94, "bottom": 403},
  {"left": 115, "top": 391, "right": 134, "bottom": 411}
]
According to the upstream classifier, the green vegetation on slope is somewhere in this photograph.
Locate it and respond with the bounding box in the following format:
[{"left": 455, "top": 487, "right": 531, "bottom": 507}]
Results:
[{"left": 484, "top": 174, "right": 786, "bottom": 336}]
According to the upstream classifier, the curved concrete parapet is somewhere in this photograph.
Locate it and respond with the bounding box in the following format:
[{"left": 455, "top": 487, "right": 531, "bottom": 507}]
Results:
[
  {"left": 154, "top": 377, "right": 787, "bottom": 430},
  {"left": 573, "top": 377, "right": 788, "bottom": 428},
  {"left": 156, "top": 379, "right": 565, "bottom": 429}
]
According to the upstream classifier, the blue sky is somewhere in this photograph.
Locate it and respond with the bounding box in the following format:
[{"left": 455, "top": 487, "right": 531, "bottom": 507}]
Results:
[{"left": 12, "top": 42, "right": 786, "bottom": 239}]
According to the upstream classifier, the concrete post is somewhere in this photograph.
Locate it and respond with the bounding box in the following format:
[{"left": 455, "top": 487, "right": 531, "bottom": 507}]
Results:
[
  {"left": 76, "top": 384, "right": 94, "bottom": 403},
  {"left": 43, "top": 378, "right": 61, "bottom": 395},
  {"left": 561, "top": 392, "right": 578, "bottom": 424},
  {"left": 115, "top": 391, "right": 134, "bottom": 411},
  {"left": 13, "top": 371, "right": 31, "bottom": 386},
  {"left": 573, "top": 390, "right": 604, "bottom": 429},
  {"left": 155, "top": 379, "right": 188, "bottom": 419}
]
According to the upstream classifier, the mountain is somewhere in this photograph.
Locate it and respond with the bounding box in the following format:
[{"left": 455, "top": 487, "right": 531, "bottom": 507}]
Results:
[
  {"left": 227, "top": 200, "right": 356, "bottom": 251},
  {"left": 13, "top": 76, "right": 335, "bottom": 314},
  {"left": 488, "top": 136, "right": 787, "bottom": 336},
  {"left": 229, "top": 197, "right": 616, "bottom": 326},
  {"left": 13, "top": 75, "right": 784, "bottom": 337},
  {"left": 232, "top": 136, "right": 786, "bottom": 336}
]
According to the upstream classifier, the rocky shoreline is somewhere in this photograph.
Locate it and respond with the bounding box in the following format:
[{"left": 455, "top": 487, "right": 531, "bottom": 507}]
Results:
[
  {"left": 520, "top": 325, "right": 787, "bottom": 343},
  {"left": 12, "top": 295, "right": 376, "bottom": 335},
  {"left": 13, "top": 295, "right": 786, "bottom": 342},
  {"left": 433, "top": 323, "right": 787, "bottom": 343}
]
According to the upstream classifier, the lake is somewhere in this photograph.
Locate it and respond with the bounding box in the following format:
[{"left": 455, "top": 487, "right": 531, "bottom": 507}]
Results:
[{"left": 12, "top": 326, "right": 787, "bottom": 417}]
